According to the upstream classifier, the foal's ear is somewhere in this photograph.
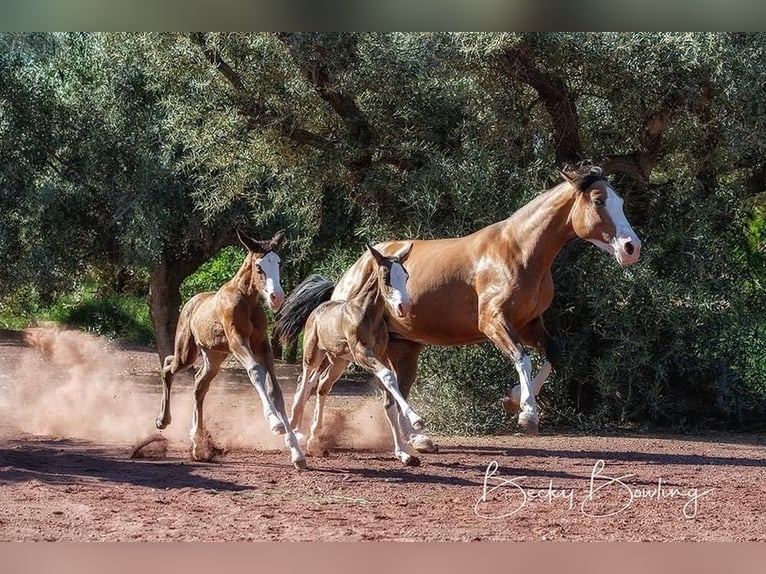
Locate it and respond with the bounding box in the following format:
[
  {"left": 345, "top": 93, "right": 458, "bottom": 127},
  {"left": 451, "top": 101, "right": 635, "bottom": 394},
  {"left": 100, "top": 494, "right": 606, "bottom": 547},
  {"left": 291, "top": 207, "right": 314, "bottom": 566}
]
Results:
[
  {"left": 367, "top": 244, "right": 387, "bottom": 266},
  {"left": 270, "top": 229, "right": 287, "bottom": 252},
  {"left": 237, "top": 229, "right": 264, "bottom": 253},
  {"left": 393, "top": 242, "right": 413, "bottom": 263}
]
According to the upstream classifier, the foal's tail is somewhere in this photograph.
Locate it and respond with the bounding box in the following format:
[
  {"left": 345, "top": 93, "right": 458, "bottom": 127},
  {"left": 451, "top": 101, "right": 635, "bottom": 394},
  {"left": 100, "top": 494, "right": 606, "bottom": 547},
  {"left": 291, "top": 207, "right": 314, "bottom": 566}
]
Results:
[{"left": 273, "top": 274, "right": 335, "bottom": 348}]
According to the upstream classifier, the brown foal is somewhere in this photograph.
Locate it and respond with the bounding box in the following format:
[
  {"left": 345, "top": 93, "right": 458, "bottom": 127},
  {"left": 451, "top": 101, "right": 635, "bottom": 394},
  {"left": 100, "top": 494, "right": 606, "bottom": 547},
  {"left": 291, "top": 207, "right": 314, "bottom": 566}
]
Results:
[
  {"left": 288, "top": 244, "right": 425, "bottom": 465},
  {"left": 155, "top": 229, "right": 305, "bottom": 469}
]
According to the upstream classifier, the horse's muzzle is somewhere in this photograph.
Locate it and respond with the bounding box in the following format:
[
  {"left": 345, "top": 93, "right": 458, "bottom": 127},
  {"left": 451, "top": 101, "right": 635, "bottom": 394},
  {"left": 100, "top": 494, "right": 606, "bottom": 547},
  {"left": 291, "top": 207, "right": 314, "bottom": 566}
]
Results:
[
  {"left": 268, "top": 291, "right": 285, "bottom": 311},
  {"left": 615, "top": 235, "right": 641, "bottom": 266}
]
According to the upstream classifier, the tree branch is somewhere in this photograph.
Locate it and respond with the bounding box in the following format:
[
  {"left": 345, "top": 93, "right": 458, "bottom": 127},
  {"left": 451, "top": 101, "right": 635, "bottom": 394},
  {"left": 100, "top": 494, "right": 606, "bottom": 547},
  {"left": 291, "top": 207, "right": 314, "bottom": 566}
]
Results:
[
  {"left": 189, "top": 32, "right": 334, "bottom": 152},
  {"left": 499, "top": 43, "right": 582, "bottom": 165},
  {"left": 189, "top": 32, "right": 246, "bottom": 92}
]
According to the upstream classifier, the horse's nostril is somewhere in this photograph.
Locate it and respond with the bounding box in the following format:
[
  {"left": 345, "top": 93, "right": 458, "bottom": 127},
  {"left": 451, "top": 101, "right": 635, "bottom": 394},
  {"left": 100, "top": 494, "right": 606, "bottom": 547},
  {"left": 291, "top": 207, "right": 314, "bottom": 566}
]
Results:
[{"left": 625, "top": 242, "right": 635, "bottom": 255}]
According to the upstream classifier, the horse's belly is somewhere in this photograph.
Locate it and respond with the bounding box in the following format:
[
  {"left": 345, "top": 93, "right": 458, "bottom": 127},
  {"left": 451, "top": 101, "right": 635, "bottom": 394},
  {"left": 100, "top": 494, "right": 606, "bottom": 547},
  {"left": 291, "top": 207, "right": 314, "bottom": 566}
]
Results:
[{"left": 388, "top": 306, "right": 485, "bottom": 347}]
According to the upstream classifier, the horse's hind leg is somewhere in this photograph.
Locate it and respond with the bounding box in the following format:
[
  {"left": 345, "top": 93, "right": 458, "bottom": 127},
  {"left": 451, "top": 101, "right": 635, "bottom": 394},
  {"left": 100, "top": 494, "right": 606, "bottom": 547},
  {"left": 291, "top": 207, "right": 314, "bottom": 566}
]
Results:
[
  {"left": 156, "top": 346, "right": 198, "bottom": 430},
  {"left": 306, "top": 358, "right": 347, "bottom": 457},
  {"left": 188, "top": 350, "right": 225, "bottom": 461}
]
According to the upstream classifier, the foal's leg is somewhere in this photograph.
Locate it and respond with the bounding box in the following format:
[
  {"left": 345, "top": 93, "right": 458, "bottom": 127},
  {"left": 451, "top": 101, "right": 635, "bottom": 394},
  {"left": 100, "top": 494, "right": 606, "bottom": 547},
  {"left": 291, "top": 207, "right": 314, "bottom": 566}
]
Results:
[
  {"left": 256, "top": 340, "right": 306, "bottom": 469},
  {"left": 503, "top": 316, "right": 560, "bottom": 415},
  {"left": 386, "top": 340, "right": 435, "bottom": 452},
  {"left": 289, "top": 365, "right": 319, "bottom": 435},
  {"left": 156, "top": 341, "right": 198, "bottom": 430},
  {"left": 289, "top": 327, "right": 328, "bottom": 435},
  {"left": 228, "top": 335, "right": 286, "bottom": 434},
  {"left": 353, "top": 347, "right": 425, "bottom": 431},
  {"left": 382, "top": 392, "right": 421, "bottom": 466},
  {"left": 307, "top": 358, "right": 347, "bottom": 457},
  {"left": 188, "top": 350, "right": 225, "bottom": 461}
]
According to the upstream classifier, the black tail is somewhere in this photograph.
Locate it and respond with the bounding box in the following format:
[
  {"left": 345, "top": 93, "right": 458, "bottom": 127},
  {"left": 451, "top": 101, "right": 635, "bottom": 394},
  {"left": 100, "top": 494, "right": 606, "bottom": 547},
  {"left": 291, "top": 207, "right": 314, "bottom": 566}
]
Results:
[{"left": 273, "top": 274, "right": 335, "bottom": 348}]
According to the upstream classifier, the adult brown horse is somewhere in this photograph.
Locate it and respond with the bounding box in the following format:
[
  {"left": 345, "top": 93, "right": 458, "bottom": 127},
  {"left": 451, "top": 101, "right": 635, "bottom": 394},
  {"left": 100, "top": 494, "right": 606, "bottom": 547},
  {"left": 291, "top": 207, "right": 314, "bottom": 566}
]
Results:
[
  {"left": 275, "top": 165, "right": 641, "bottom": 453},
  {"left": 156, "top": 229, "right": 306, "bottom": 469}
]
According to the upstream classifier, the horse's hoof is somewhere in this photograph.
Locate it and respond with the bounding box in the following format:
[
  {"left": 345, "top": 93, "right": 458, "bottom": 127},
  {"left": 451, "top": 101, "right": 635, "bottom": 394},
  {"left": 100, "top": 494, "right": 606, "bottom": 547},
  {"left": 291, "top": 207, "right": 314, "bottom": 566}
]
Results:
[
  {"left": 271, "top": 422, "right": 287, "bottom": 435},
  {"left": 501, "top": 395, "right": 520, "bottom": 414},
  {"left": 403, "top": 455, "right": 421, "bottom": 467},
  {"left": 293, "top": 458, "right": 308, "bottom": 471},
  {"left": 191, "top": 449, "right": 213, "bottom": 462},
  {"left": 411, "top": 435, "right": 438, "bottom": 453},
  {"left": 518, "top": 414, "right": 539, "bottom": 435},
  {"left": 155, "top": 417, "right": 170, "bottom": 430},
  {"left": 307, "top": 439, "right": 328, "bottom": 457}
]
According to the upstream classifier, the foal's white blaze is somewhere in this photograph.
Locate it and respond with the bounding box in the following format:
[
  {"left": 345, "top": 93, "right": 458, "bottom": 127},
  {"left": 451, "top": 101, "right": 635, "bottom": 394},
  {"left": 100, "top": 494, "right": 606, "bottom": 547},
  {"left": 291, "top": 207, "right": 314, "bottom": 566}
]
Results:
[
  {"left": 387, "top": 261, "right": 411, "bottom": 317},
  {"left": 259, "top": 251, "right": 285, "bottom": 311},
  {"left": 588, "top": 186, "right": 642, "bottom": 266}
]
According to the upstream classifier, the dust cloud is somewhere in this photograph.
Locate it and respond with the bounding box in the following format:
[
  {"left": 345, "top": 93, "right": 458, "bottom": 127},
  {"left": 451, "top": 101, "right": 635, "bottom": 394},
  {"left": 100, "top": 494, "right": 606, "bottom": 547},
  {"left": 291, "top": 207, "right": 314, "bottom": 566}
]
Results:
[{"left": 0, "top": 325, "right": 395, "bottom": 459}]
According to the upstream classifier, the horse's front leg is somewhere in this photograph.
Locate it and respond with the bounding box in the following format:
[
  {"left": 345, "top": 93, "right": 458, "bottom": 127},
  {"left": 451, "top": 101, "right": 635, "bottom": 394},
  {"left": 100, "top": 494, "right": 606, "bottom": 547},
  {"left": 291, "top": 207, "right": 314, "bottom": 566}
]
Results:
[
  {"left": 502, "top": 316, "right": 560, "bottom": 416},
  {"left": 479, "top": 309, "right": 539, "bottom": 435},
  {"left": 258, "top": 342, "right": 307, "bottom": 470},
  {"left": 230, "top": 336, "right": 306, "bottom": 469}
]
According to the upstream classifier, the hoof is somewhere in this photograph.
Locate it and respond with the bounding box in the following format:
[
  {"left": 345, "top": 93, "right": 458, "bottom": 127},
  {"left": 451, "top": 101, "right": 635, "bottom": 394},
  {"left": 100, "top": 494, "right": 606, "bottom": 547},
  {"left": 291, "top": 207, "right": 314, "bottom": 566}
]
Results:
[
  {"left": 411, "top": 435, "right": 438, "bottom": 454},
  {"left": 307, "top": 439, "right": 329, "bottom": 458},
  {"left": 155, "top": 416, "right": 170, "bottom": 430},
  {"left": 293, "top": 458, "right": 308, "bottom": 471},
  {"left": 402, "top": 455, "right": 421, "bottom": 467},
  {"left": 518, "top": 413, "right": 539, "bottom": 435},
  {"left": 271, "top": 422, "right": 287, "bottom": 435},
  {"left": 191, "top": 448, "right": 213, "bottom": 462}
]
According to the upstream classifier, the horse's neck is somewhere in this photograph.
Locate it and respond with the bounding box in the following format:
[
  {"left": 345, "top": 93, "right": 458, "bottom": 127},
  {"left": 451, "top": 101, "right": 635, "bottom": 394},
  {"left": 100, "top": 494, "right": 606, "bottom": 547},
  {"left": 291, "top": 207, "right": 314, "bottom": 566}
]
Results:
[
  {"left": 501, "top": 182, "right": 577, "bottom": 272},
  {"left": 231, "top": 254, "right": 262, "bottom": 298},
  {"left": 354, "top": 272, "right": 386, "bottom": 325}
]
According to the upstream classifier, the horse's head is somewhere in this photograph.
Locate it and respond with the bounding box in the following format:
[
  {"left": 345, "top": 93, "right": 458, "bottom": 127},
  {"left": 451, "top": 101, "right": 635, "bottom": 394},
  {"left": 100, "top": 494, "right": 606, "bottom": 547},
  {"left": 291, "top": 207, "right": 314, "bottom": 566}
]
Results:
[
  {"left": 564, "top": 166, "right": 642, "bottom": 266},
  {"left": 237, "top": 229, "right": 286, "bottom": 311},
  {"left": 367, "top": 243, "right": 414, "bottom": 318}
]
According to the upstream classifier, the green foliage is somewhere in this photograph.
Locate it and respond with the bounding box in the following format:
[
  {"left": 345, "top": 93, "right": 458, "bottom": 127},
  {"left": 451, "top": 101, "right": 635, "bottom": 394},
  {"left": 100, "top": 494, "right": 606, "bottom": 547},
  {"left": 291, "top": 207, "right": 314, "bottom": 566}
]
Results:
[
  {"left": 45, "top": 291, "right": 154, "bottom": 346},
  {"left": 179, "top": 246, "right": 244, "bottom": 302},
  {"left": 411, "top": 343, "right": 515, "bottom": 435},
  {"left": 0, "top": 283, "right": 154, "bottom": 346}
]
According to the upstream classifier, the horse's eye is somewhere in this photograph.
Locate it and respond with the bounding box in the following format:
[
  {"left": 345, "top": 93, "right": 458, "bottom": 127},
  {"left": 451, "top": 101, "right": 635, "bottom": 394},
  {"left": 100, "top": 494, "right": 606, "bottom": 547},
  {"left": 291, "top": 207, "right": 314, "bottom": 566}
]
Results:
[
  {"left": 255, "top": 263, "right": 264, "bottom": 274},
  {"left": 593, "top": 196, "right": 605, "bottom": 206}
]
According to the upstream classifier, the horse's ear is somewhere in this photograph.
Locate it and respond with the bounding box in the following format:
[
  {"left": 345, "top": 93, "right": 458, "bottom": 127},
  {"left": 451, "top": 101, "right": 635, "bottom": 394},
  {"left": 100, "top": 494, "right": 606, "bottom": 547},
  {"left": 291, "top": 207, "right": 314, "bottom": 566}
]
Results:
[
  {"left": 560, "top": 170, "right": 579, "bottom": 188},
  {"left": 237, "top": 229, "right": 261, "bottom": 253},
  {"left": 367, "top": 244, "right": 387, "bottom": 266},
  {"left": 270, "top": 229, "right": 287, "bottom": 252},
  {"left": 394, "top": 242, "right": 413, "bottom": 263}
]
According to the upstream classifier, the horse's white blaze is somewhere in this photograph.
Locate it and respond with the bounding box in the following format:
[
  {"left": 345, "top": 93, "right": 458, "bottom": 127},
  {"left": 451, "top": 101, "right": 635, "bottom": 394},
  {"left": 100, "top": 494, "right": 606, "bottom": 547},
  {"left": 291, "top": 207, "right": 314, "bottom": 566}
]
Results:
[
  {"left": 588, "top": 186, "right": 642, "bottom": 266},
  {"left": 258, "top": 252, "right": 284, "bottom": 310},
  {"left": 387, "top": 261, "right": 411, "bottom": 315}
]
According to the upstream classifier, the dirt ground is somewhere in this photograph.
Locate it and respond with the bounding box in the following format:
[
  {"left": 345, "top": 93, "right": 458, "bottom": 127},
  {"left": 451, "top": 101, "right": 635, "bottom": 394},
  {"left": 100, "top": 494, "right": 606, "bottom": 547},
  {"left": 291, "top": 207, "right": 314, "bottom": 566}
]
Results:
[{"left": 0, "top": 326, "right": 764, "bottom": 541}]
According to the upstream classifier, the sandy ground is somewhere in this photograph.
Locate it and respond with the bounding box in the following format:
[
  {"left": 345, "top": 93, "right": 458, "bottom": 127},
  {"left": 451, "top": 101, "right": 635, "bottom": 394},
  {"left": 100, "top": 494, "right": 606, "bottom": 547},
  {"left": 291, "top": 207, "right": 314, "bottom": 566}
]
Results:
[{"left": 0, "top": 326, "right": 764, "bottom": 541}]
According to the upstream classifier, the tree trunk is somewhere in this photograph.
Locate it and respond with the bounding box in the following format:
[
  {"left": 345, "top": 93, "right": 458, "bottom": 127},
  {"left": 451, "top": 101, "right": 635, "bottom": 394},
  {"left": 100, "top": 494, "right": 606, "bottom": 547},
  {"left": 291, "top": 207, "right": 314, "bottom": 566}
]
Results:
[{"left": 148, "top": 261, "right": 188, "bottom": 366}]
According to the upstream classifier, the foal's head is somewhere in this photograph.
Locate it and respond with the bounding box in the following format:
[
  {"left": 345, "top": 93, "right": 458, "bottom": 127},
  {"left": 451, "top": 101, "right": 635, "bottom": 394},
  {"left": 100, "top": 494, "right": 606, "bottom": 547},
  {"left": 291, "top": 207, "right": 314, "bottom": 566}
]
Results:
[
  {"left": 563, "top": 166, "right": 642, "bottom": 266},
  {"left": 368, "top": 243, "right": 414, "bottom": 318},
  {"left": 237, "top": 229, "right": 286, "bottom": 311}
]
